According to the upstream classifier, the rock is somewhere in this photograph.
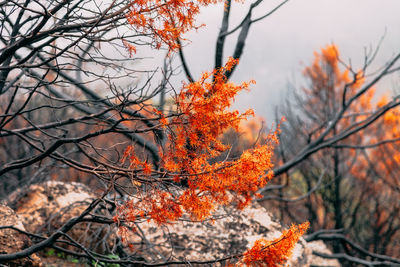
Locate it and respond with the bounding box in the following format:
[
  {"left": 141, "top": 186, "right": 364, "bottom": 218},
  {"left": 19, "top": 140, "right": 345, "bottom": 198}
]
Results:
[
  {"left": 8, "top": 181, "right": 94, "bottom": 233},
  {"left": 0, "top": 204, "right": 42, "bottom": 266},
  {"left": 127, "top": 200, "right": 339, "bottom": 266},
  {"left": 8, "top": 181, "right": 115, "bottom": 254},
  {"left": 5, "top": 181, "right": 339, "bottom": 266}
]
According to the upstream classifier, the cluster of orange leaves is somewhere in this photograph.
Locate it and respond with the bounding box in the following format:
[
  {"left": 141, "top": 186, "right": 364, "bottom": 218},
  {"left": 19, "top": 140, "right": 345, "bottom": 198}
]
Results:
[
  {"left": 241, "top": 222, "right": 310, "bottom": 266},
  {"left": 353, "top": 95, "right": 400, "bottom": 195},
  {"left": 303, "top": 44, "right": 367, "bottom": 118},
  {"left": 125, "top": 0, "right": 218, "bottom": 51},
  {"left": 114, "top": 58, "right": 309, "bottom": 264},
  {"left": 116, "top": 58, "right": 278, "bottom": 221},
  {"left": 302, "top": 44, "right": 385, "bottom": 143},
  {"left": 117, "top": 1, "right": 310, "bottom": 264}
]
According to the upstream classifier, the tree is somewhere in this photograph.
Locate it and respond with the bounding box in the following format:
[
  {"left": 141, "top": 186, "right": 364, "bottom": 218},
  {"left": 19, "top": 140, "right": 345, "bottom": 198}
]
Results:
[
  {"left": 0, "top": 0, "right": 309, "bottom": 265},
  {"left": 265, "top": 44, "right": 400, "bottom": 265},
  {"left": 1, "top": 0, "right": 400, "bottom": 266}
]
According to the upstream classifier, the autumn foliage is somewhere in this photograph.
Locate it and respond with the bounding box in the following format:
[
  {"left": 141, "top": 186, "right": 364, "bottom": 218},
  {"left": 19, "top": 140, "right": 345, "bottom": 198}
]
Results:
[
  {"left": 110, "top": 3, "right": 311, "bottom": 263},
  {"left": 125, "top": 0, "right": 215, "bottom": 51},
  {"left": 242, "top": 222, "right": 309, "bottom": 266},
  {"left": 305, "top": 45, "right": 400, "bottom": 200},
  {"left": 114, "top": 56, "right": 309, "bottom": 264},
  {"left": 275, "top": 44, "right": 400, "bottom": 257},
  {"left": 3, "top": 0, "right": 400, "bottom": 265}
]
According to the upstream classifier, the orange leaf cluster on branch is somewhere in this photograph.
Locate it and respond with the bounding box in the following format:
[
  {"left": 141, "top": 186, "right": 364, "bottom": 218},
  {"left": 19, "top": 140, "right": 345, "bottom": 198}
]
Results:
[
  {"left": 241, "top": 222, "right": 310, "bottom": 266},
  {"left": 116, "top": 58, "right": 279, "bottom": 224},
  {"left": 125, "top": 0, "right": 219, "bottom": 51},
  {"left": 113, "top": 59, "right": 308, "bottom": 266},
  {"left": 117, "top": 4, "right": 310, "bottom": 262}
]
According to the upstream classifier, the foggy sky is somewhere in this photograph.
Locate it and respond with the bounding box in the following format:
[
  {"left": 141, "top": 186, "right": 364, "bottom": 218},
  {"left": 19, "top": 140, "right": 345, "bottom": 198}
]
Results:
[{"left": 178, "top": 0, "right": 400, "bottom": 123}]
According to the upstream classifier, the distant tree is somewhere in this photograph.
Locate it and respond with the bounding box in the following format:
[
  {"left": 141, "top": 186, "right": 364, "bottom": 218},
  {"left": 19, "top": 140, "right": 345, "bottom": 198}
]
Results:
[{"left": 266, "top": 44, "right": 400, "bottom": 264}]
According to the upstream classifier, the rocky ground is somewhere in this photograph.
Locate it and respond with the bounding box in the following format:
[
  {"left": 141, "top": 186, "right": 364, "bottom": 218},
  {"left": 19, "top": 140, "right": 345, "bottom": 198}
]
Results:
[{"left": 0, "top": 181, "right": 339, "bottom": 266}]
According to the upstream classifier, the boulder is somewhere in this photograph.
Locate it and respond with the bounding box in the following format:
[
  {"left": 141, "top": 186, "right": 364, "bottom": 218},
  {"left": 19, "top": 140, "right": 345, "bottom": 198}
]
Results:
[
  {"left": 8, "top": 181, "right": 115, "bottom": 254},
  {"left": 5, "top": 181, "right": 339, "bottom": 266},
  {"left": 127, "top": 200, "right": 339, "bottom": 266},
  {"left": 0, "top": 204, "right": 42, "bottom": 266}
]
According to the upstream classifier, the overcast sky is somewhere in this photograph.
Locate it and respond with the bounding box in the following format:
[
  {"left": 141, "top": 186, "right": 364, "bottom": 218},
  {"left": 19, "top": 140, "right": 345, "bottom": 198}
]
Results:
[{"left": 174, "top": 0, "right": 400, "bottom": 123}]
